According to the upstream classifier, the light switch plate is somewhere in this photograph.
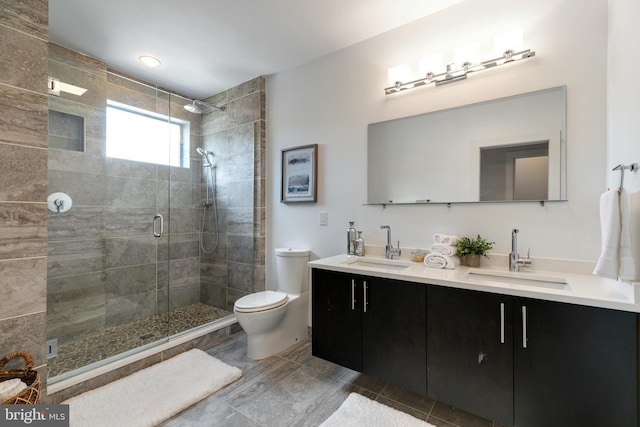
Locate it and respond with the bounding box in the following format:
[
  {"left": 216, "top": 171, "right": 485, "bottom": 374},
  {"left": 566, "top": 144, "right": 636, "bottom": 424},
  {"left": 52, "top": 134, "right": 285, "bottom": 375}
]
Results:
[{"left": 319, "top": 211, "right": 328, "bottom": 226}]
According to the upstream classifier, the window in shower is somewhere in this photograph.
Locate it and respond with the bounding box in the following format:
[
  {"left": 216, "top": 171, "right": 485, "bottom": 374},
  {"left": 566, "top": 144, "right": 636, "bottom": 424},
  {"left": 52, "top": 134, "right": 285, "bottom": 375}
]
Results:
[{"left": 106, "top": 100, "right": 189, "bottom": 167}]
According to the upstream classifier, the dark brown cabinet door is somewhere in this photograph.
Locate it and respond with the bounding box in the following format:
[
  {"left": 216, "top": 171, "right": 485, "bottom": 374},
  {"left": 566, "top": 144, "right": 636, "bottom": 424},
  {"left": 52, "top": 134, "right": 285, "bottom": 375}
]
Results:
[
  {"left": 362, "top": 277, "right": 427, "bottom": 395},
  {"left": 311, "top": 269, "right": 362, "bottom": 371},
  {"left": 312, "top": 270, "right": 427, "bottom": 395},
  {"left": 514, "top": 298, "right": 638, "bottom": 427},
  {"left": 427, "top": 285, "right": 514, "bottom": 425}
]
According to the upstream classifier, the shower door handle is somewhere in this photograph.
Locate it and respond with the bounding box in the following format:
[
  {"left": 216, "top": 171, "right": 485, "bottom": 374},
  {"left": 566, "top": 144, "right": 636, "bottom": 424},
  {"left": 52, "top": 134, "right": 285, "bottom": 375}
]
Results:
[{"left": 153, "top": 214, "right": 164, "bottom": 238}]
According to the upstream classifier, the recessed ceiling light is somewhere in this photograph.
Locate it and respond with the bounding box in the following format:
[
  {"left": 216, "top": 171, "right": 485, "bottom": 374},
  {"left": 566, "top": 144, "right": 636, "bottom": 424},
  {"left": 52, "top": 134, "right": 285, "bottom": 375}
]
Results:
[{"left": 139, "top": 55, "right": 161, "bottom": 68}]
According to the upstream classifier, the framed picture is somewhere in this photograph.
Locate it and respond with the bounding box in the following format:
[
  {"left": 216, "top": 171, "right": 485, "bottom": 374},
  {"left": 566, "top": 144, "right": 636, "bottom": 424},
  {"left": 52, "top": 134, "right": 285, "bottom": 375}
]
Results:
[{"left": 281, "top": 144, "right": 318, "bottom": 203}]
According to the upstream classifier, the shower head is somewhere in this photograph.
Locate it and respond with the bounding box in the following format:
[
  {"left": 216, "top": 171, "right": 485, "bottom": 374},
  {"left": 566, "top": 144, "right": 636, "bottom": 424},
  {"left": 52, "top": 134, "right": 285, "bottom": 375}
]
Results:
[
  {"left": 196, "top": 147, "right": 214, "bottom": 167},
  {"left": 184, "top": 100, "right": 225, "bottom": 114},
  {"left": 184, "top": 102, "right": 202, "bottom": 114}
]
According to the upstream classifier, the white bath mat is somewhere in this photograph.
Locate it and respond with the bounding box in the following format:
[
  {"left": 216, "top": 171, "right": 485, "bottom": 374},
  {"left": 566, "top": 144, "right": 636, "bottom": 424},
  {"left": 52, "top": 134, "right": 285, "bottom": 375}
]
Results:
[
  {"left": 320, "top": 393, "right": 435, "bottom": 427},
  {"left": 63, "top": 349, "right": 242, "bottom": 427}
]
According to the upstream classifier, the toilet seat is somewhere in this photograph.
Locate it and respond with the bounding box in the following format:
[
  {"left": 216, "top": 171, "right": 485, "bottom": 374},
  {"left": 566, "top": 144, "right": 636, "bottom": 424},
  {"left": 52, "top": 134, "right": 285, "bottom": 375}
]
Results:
[{"left": 234, "top": 291, "right": 288, "bottom": 313}]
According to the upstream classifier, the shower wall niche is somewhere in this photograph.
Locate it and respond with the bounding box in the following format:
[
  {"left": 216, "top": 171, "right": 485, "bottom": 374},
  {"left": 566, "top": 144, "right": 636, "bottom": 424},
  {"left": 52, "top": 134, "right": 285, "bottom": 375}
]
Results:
[{"left": 46, "top": 43, "right": 265, "bottom": 379}]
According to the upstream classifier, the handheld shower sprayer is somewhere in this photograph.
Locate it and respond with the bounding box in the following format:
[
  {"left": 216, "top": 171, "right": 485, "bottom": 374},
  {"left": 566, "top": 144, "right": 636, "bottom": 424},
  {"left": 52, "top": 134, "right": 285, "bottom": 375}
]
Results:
[
  {"left": 197, "top": 146, "right": 219, "bottom": 254},
  {"left": 196, "top": 147, "right": 214, "bottom": 168}
]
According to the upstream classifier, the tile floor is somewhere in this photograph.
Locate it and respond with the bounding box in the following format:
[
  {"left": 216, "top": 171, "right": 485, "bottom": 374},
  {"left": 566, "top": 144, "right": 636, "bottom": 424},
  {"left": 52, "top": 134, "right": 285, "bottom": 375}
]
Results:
[{"left": 162, "top": 332, "right": 500, "bottom": 427}]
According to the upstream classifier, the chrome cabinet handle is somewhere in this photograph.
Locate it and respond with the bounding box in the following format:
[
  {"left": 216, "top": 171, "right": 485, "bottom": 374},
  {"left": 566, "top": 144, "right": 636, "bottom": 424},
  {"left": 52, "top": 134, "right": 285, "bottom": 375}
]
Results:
[
  {"left": 500, "top": 303, "right": 505, "bottom": 344},
  {"left": 363, "top": 281, "right": 368, "bottom": 313},
  {"left": 153, "top": 214, "right": 164, "bottom": 238},
  {"left": 522, "top": 305, "right": 528, "bottom": 348},
  {"left": 351, "top": 279, "right": 356, "bottom": 311}
]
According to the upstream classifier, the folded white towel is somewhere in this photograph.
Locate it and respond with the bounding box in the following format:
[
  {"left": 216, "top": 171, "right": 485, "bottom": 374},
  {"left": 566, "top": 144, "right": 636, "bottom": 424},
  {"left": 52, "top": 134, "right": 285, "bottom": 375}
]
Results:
[
  {"left": 0, "top": 378, "right": 27, "bottom": 402},
  {"left": 619, "top": 189, "right": 637, "bottom": 281},
  {"left": 432, "top": 234, "right": 459, "bottom": 246},
  {"left": 442, "top": 235, "right": 460, "bottom": 246},
  {"left": 423, "top": 253, "right": 460, "bottom": 269},
  {"left": 429, "top": 243, "right": 457, "bottom": 256}
]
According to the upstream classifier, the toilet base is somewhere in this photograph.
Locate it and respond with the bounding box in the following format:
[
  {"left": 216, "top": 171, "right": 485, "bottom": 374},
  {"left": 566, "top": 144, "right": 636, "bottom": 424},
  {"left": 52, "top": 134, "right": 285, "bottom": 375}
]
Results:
[
  {"left": 246, "top": 323, "right": 307, "bottom": 360},
  {"left": 243, "top": 293, "right": 309, "bottom": 360}
]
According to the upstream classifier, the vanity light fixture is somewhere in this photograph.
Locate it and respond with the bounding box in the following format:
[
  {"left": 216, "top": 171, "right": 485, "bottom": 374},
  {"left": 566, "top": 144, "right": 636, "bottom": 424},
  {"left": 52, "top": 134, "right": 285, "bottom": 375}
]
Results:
[
  {"left": 139, "top": 55, "right": 161, "bottom": 68},
  {"left": 387, "top": 64, "right": 411, "bottom": 87},
  {"left": 384, "top": 48, "right": 535, "bottom": 95}
]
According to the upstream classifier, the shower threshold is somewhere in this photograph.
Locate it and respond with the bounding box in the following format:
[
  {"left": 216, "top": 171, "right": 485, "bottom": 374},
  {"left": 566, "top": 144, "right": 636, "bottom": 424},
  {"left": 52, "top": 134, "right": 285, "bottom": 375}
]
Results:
[{"left": 47, "top": 303, "right": 233, "bottom": 381}]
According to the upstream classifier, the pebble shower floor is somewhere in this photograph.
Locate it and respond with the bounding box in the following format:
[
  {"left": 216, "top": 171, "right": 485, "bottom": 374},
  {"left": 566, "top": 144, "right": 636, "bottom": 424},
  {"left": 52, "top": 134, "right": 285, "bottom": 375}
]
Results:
[{"left": 47, "top": 303, "right": 232, "bottom": 378}]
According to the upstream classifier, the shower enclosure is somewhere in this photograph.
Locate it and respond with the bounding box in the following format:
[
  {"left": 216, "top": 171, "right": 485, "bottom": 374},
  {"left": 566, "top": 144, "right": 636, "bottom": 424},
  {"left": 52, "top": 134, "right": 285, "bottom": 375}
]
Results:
[{"left": 46, "top": 44, "right": 265, "bottom": 381}]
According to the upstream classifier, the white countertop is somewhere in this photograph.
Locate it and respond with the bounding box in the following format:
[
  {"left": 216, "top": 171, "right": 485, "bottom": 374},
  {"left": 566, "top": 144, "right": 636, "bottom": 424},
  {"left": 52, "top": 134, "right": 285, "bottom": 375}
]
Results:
[{"left": 309, "top": 253, "right": 640, "bottom": 313}]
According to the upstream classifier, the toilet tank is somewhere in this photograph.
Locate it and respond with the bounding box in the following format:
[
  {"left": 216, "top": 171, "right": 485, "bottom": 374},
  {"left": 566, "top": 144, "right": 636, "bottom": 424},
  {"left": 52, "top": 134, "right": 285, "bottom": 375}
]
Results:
[{"left": 275, "top": 248, "right": 310, "bottom": 294}]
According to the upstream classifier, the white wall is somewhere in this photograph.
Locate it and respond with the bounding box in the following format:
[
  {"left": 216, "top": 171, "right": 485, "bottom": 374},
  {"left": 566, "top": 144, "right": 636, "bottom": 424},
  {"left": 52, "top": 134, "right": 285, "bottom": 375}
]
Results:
[
  {"left": 266, "top": 0, "right": 608, "bottom": 288},
  {"left": 608, "top": 0, "right": 640, "bottom": 184},
  {"left": 608, "top": 0, "right": 640, "bottom": 279}
]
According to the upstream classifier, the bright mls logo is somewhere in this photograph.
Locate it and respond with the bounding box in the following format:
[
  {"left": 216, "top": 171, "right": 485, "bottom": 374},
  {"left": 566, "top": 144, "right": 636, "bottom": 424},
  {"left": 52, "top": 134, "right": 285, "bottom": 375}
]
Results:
[{"left": 1, "top": 405, "right": 69, "bottom": 426}]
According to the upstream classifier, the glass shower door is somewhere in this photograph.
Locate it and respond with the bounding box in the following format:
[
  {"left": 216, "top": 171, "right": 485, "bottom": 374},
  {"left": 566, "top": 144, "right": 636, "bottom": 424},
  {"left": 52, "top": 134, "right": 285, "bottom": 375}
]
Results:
[{"left": 46, "top": 47, "right": 174, "bottom": 379}]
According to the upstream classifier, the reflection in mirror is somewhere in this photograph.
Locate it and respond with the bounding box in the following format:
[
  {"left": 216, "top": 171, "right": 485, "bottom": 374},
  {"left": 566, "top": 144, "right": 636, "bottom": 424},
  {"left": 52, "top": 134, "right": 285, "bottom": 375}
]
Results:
[
  {"left": 480, "top": 141, "right": 549, "bottom": 201},
  {"left": 367, "top": 86, "right": 566, "bottom": 204}
]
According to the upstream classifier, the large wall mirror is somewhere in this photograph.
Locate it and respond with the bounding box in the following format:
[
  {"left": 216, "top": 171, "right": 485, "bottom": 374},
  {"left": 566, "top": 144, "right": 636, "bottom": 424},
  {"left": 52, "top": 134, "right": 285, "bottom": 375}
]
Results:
[{"left": 367, "top": 86, "right": 567, "bottom": 204}]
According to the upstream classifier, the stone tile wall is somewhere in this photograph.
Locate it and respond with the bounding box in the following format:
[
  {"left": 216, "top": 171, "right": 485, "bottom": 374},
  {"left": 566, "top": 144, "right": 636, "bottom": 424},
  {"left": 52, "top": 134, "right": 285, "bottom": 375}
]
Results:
[
  {"left": 199, "top": 77, "right": 266, "bottom": 310},
  {"left": 0, "top": 0, "right": 49, "bottom": 370}
]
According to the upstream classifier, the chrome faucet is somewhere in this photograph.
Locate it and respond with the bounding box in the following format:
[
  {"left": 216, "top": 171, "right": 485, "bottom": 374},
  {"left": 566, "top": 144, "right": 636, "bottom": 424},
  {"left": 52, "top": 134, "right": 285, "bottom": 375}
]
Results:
[
  {"left": 380, "top": 225, "right": 401, "bottom": 259},
  {"left": 509, "top": 228, "right": 532, "bottom": 271}
]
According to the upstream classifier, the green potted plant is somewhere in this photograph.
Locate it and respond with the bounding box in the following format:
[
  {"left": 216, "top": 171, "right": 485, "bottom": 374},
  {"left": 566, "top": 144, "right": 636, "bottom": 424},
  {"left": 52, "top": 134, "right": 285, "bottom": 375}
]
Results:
[{"left": 457, "top": 234, "right": 495, "bottom": 267}]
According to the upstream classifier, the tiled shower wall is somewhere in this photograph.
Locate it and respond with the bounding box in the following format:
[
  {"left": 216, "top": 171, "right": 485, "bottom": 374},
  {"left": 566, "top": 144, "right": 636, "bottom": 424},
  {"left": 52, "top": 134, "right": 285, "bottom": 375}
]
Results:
[
  {"left": 0, "top": 0, "right": 49, "bottom": 370},
  {"left": 199, "top": 77, "right": 266, "bottom": 310},
  {"left": 47, "top": 44, "right": 205, "bottom": 345}
]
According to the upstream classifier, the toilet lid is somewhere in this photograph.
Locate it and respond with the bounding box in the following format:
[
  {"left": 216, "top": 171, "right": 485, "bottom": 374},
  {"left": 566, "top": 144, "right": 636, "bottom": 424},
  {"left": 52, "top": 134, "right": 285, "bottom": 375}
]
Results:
[{"left": 234, "top": 291, "right": 288, "bottom": 313}]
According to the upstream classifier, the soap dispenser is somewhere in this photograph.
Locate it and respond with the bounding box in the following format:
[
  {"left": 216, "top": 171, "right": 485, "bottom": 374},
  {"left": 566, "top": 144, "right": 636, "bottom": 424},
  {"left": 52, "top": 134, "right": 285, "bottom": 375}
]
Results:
[{"left": 347, "top": 221, "right": 357, "bottom": 255}]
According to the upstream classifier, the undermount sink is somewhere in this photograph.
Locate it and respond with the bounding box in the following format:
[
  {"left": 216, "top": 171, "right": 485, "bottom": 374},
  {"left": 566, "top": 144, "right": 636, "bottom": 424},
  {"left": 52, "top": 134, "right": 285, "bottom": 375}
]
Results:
[
  {"left": 465, "top": 268, "right": 571, "bottom": 291},
  {"left": 343, "top": 256, "right": 413, "bottom": 270}
]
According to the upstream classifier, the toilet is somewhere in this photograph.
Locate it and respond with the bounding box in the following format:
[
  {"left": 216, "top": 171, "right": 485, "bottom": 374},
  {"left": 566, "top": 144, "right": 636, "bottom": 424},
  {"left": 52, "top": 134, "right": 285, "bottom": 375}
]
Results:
[{"left": 234, "top": 248, "right": 310, "bottom": 359}]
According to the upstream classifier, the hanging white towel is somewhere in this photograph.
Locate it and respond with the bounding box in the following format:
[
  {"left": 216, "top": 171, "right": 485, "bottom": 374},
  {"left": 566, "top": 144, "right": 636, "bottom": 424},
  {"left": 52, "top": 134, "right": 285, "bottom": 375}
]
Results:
[
  {"left": 423, "top": 253, "right": 460, "bottom": 269},
  {"left": 619, "top": 189, "right": 637, "bottom": 281},
  {"left": 594, "top": 189, "right": 621, "bottom": 280},
  {"left": 593, "top": 188, "right": 637, "bottom": 281},
  {"left": 429, "top": 243, "right": 457, "bottom": 256}
]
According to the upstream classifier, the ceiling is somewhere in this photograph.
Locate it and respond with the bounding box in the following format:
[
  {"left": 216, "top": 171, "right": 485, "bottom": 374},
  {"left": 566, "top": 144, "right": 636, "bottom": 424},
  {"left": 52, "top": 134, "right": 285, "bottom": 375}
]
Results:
[{"left": 49, "top": 0, "right": 463, "bottom": 99}]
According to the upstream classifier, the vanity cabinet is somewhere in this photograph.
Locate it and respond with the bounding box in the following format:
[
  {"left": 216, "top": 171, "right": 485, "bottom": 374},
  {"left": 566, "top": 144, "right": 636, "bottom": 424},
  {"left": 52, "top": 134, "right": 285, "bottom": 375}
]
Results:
[
  {"left": 311, "top": 268, "right": 427, "bottom": 394},
  {"left": 427, "top": 284, "right": 638, "bottom": 427},
  {"left": 427, "top": 286, "right": 514, "bottom": 425},
  {"left": 311, "top": 269, "right": 362, "bottom": 371},
  {"left": 513, "top": 297, "right": 637, "bottom": 427}
]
